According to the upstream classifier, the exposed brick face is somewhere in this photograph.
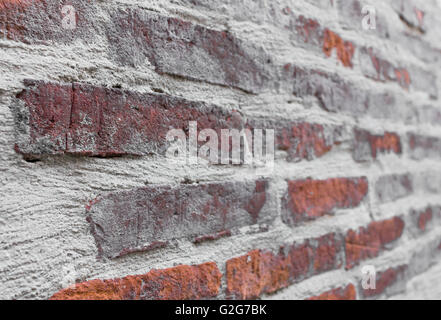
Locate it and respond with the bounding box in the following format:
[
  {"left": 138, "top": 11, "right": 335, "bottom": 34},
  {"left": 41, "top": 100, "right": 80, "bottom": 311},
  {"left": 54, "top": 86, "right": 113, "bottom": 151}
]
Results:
[
  {"left": 353, "top": 129, "right": 402, "bottom": 161},
  {"left": 307, "top": 284, "right": 357, "bottom": 300},
  {"left": 107, "top": 9, "right": 268, "bottom": 93},
  {"left": 50, "top": 262, "right": 222, "bottom": 300},
  {"left": 13, "top": 80, "right": 243, "bottom": 158},
  {"left": 225, "top": 233, "right": 342, "bottom": 299},
  {"left": 416, "top": 207, "right": 433, "bottom": 232},
  {"left": 282, "top": 177, "right": 368, "bottom": 225},
  {"left": 87, "top": 180, "right": 271, "bottom": 258},
  {"left": 275, "top": 123, "right": 341, "bottom": 162},
  {"left": 345, "top": 217, "right": 405, "bottom": 269}
]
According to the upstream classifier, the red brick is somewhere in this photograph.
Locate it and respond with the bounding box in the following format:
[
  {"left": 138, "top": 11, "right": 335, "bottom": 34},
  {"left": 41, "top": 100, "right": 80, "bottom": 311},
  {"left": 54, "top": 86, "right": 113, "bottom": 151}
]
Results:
[
  {"left": 0, "top": 0, "right": 97, "bottom": 44},
  {"left": 323, "top": 29, "right": 355, "bottom": 68},
  {"left": 285, "top": 13, "right": 355, "bottom": 68},
  {"left": 14, "top": 80, "right": 243, "bottom": 158},
  {"left": 225, "top": 233, "right": 342, "bottom": 299},
  {"left": 345, "top": 217, "right": 405, "bottom": 269},
  {"left": 50, "top": 262, "right": 221, "bottom": 300},
  {"left": 353, "top": 129, "right": 402, "bottom": 161},
  {"left": 417, "top": 207, "right": 433, "bottom": 232},
  {"left": 375, "top": 174, "right": 413, "bottom": 203},
  {"left": 362, "top": 266, "right": 407, "bottom": 298},
  {"left": 2, "top": 3, "right": 267, "bottom": 93},
  {"left": 282, "top": 177, "right": 368, "bottom": 225},
  {"left": 361, "top": 48, "right": 411, "bottom": 90},
  {"left": 276, "top": 122, "right": 342, "bottom": 162},
  {"left": 86, "top": 180, "right": 272, "bottom": 258},
  {"left": 107, "top": 9, "right": 268, "bottom": 93},
  {"left": 307, "top": 284, "right": 356, "bottom": 300}
]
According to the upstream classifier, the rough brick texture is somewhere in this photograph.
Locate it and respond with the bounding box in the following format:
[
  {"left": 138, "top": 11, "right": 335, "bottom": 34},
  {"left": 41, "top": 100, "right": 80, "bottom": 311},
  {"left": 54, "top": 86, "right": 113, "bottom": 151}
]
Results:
[
  {"left": 86, "top": 180, "right": 271, "bottom": 258},
  {"left": 282, "top": 177, "right": 368, "bottom": 225},
  {"left": 307, "top": 284, "right": 357, "bottom": 300},
  {"left": 2, "top": 0, "right": 441, "bottom": 301},
  {"left": 50, "top": 262, "right": 222, "bottom": 300},
  {"left": 345, "top": 217, "right": 405, "bottom": 269}
]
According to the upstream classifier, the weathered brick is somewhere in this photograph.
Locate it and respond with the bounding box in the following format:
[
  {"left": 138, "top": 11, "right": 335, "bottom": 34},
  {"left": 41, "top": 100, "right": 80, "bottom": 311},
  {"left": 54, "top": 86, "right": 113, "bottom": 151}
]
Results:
[
  {"left": 50, "top": 262, "right": 222, "bottom": 300},
  {"left": 353, "top": 129, "right": 402, "bottom": 161},
  {"left": 273, "top": 122, "right": 342, "bottom": 162},
  {"left": 284, "top": 12, "right": 355, "bottom": 68},
  {"left": 282, "top": 177, "right": 368, "bottom": 225},
  {"left": 225, "top": 233, "right": 342, "bottom": 299},
  {"left": 107, "top": 8, "right": 268, "bottom": 93},
  {"left": 361, "top": 265, "right": 407, "bottom": 298},
  {"left": 345, "top": 217, "right": 405, "bottom": 269},
  {"left": 360, "top": 48, "right": 411, "bottom": 90},
  {"left": 0, "top": 0, "right": 97, "bottom": 44},
  {"left": 13, "top": 80, "right": 243, "bottom": 158},
  {"left": 87, "top": 180, "right": 272, "bottom": 258},
  {"left": 411, "top": 206, "right": 435, "bottom": 232},
  {"left": 375, "top": 174, "right": 413, "bottom": 203},
  {"left": 409, "top": 133, "right": 441, "bottom": 159},
  {"left": 283, "top": 64, "right": 366, "bottom": 114},
  {"left": 283, "top": 64, "right": 420, "bottom": 123},
  {"left": 307, "top": 284, "right": 356, "bottom": 300},
  {"left": 323, "top": 29, "right": 355, "bottom": 68}
]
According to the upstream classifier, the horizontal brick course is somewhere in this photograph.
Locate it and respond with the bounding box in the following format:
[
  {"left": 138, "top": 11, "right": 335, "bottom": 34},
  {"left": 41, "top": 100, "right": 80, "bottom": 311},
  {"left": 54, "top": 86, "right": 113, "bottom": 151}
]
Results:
[
  {"left": 50, "top": 262, "right": 222, "bottom": 300},
  {"left": 345, "top": 217, "right": 405, "bottom": 269},
  {"left": 225, "top": 233, "right": 342, "bottom": 299},
  {"left": 13, "top": 80, "right": 243, "bottom": 158},
  {"left": 87, "top": 180, "right": 272, "bottom": 258},
  {"left": 353, "top": 129, "right": 402, "bottom": 161},
  {"left": 282, "top": 177, "right": 368, "bottom": 225}
]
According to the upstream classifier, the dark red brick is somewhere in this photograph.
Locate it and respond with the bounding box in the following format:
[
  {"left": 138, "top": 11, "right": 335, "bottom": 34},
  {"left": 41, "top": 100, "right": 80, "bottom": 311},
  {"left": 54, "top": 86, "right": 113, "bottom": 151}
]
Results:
[
  {"left": 345, "top": 217, "right": 405, "bottom": 269},
  {"left": 282, "top": 177, "right": 368, "bottom": 225},
  {"left": 86, "top": 180, "right": 272, "bottom": 258},
  {"left": 107, "top": 8, "right": 268, "bottom": 93},
  {"left": 0, "top": 0, "right": 97, "bottom": 44},
  {"left": 13, "top": 80, "right": 243, "bottom": 158},
  {"left": 50, "top": 262, "right": 222, "bottom": 300}
]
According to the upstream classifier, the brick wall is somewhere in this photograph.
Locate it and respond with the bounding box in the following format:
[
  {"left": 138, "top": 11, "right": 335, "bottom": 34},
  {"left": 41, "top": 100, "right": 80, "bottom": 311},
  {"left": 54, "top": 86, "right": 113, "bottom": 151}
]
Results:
[{"left": 1, "top": 0, "right": 441, "bottom": 300}]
